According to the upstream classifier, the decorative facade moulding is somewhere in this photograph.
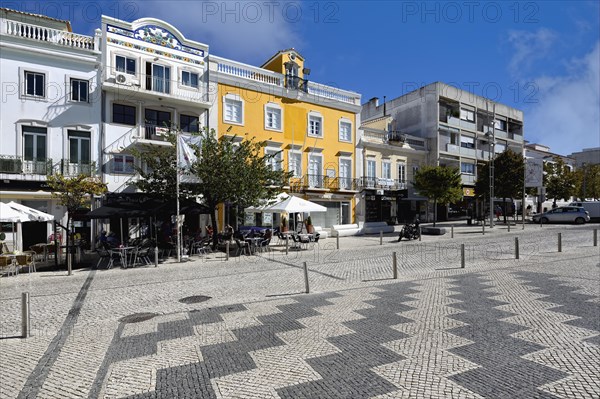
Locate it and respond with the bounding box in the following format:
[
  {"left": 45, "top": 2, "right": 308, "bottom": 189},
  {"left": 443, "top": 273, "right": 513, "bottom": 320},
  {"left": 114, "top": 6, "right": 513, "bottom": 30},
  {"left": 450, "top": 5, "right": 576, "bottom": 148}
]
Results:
[
  {"left": 107, "top": 37, "right": 204, "bottom": 66},
  {"left": 107, "top": 24, "right": 205, "bottom": 58}
]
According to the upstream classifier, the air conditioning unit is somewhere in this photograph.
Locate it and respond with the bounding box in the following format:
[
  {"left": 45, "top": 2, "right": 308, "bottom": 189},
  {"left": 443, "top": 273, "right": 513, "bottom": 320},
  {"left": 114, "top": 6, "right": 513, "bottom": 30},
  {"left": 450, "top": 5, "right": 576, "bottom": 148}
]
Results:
[{"left": 115, "top": 73, "right": 132, "bottom": 85}]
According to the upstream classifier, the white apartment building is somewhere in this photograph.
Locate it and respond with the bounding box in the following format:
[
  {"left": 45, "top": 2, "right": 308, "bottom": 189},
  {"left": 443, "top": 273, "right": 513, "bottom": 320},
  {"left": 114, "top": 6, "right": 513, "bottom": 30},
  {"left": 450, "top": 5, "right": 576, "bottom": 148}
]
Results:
[
  {"left": 361, "top": 82, "right": 525, "bottom": 220},
  {"left": 0, "top": 8, "right": 101, "bottom": 248}
]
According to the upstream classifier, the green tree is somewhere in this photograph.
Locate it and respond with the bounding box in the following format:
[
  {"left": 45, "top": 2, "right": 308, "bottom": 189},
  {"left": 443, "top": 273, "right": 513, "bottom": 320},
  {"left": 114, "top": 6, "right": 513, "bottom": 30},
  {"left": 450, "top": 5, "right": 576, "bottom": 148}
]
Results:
[
  {"left": 413, "top": 165, "right": 463, "bottom": 226},
  {"left": 573, "top": 163, "right": 600, "bottom": 200},
  {"left": 475, "top": 149, "right": 524, "bottom": 222},
  {"left": 47, "top": 173, "right": 107, "bottom": 269},
  {"left": 192, "top": 129, "right": 292, "bottom": 248},
  {"left": 133, "top": 128, "right": 292, "bottom": 248},
  {"left": 544, "top": 156, "right": 576, "bottom": 206}
]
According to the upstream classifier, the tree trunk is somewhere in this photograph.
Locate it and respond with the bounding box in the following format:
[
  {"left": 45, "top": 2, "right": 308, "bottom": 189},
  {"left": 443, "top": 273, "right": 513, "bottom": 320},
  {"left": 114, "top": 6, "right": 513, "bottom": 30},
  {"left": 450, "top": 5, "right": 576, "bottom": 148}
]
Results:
[{"left": 210, "top": 204, "right": 219, "bottom": 250}]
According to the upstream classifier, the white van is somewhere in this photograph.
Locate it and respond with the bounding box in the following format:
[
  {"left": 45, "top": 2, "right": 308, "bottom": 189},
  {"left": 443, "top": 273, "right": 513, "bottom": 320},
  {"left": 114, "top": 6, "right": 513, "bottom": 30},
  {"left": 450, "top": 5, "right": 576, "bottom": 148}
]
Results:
[{"left": 568, "top": 201, "right": 600, "bottom": 221}]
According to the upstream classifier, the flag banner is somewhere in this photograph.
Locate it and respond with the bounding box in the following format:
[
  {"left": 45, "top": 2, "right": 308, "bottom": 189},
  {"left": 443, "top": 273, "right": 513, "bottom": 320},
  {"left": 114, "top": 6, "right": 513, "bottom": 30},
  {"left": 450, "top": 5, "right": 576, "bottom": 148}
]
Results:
[
  {"left": 178, "top": 135, "right": 198, "bottom": 170},
  {"left": 525, "top": 158, "right": 543, "bottom": 187}
]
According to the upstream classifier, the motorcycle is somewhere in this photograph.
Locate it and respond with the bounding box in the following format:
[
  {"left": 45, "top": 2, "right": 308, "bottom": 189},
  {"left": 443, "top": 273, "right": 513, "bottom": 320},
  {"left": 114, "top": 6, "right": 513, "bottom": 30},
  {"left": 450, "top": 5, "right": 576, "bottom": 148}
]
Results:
[{"left": 398, "top": 220, "right": 421, "bottom": 241}]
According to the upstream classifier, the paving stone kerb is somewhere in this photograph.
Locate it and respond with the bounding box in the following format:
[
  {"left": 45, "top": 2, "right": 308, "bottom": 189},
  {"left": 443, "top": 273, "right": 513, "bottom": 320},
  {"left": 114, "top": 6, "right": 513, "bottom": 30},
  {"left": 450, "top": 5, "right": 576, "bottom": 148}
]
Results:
[{"left": 0, "top": 223, "right": 598, "bottom": 399}]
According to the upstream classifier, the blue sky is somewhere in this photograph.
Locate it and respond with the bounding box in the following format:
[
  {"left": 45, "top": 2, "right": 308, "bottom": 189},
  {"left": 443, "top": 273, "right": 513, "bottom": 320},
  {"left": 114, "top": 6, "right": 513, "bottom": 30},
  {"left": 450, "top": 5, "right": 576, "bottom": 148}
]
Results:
[{"left": 4, "top": 0, "right": 599, "bottom": 156}]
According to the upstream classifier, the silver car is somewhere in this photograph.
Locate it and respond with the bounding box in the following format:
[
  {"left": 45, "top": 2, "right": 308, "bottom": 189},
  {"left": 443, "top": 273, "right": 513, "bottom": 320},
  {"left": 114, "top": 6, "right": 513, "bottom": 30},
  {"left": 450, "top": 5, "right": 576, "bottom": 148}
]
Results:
[{"left": 532, "top": 206, "right": 590, "bottom": 224}]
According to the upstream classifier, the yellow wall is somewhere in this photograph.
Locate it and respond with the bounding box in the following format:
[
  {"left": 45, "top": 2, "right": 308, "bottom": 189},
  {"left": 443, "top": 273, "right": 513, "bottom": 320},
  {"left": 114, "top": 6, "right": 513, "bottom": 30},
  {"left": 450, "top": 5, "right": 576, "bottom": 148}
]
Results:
[{"left": 216, "top": 82, "right": 357, "bottom": 228}]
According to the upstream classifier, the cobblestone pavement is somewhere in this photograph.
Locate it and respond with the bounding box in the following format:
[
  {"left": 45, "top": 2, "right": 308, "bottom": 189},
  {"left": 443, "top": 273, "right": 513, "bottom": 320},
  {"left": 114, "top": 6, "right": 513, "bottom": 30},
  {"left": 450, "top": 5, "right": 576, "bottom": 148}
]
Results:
[{"left": 1, "top": 224, "right": 598, "bottom": 398}]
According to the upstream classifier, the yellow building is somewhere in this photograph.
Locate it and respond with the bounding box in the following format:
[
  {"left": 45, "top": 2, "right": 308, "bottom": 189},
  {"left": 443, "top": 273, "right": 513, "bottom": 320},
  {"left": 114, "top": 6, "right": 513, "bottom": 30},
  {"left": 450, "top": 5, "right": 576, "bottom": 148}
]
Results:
[{"left": 209, "top": 49, "right": 361, "bottom": 230}]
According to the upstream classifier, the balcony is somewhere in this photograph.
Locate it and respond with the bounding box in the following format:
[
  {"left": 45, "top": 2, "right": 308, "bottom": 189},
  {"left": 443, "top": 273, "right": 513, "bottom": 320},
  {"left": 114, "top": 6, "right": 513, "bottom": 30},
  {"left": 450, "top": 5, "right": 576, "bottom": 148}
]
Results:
[
  {"left": 358, "top": 177, "right": 407, "bottom": 191},
  {"left": 58, "top": 160, "right": 94, "bottom": 177},
  {"left": 213, "top": 56, "right": 360, "bottom": 106},
  {"left": 102, "top": 67, "right": 210, "bottom": 107},
  {"left": 461, "top": 174, "right": 476, "bottom": 185},
  {"left": 2, "top": 19, "right": 96, "bottom": 50},
  {"left": 21, "top": 158, "right": 52, "bottom": 175}
]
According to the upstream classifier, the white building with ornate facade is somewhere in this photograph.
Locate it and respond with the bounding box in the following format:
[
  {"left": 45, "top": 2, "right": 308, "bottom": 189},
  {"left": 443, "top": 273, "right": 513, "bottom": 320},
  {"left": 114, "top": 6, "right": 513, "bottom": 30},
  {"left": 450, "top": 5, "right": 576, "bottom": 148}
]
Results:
[{"left": 0, "top": 8, "right": 101, "bottom": 248}]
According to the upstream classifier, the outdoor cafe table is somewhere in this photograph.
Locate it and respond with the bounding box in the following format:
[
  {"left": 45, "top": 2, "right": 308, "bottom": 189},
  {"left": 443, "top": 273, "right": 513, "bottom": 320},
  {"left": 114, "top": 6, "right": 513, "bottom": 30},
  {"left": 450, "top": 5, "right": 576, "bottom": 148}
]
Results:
[
  {"left": 110, "top": 246, "right": 136, "bottom": 268},
  {"left": 244, "top": 237, "right": 263, "bottom": 254}
]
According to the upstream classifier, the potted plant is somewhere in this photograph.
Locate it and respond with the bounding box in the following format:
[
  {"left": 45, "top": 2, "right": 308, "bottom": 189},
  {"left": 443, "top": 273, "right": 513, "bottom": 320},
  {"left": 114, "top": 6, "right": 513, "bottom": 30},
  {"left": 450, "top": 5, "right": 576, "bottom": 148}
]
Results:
[
  {"left": 281, "top": 216, "right": 288, "bottom": 232},
  {"left": 305, "top": 216, "right": 314, "bottom": 234}
]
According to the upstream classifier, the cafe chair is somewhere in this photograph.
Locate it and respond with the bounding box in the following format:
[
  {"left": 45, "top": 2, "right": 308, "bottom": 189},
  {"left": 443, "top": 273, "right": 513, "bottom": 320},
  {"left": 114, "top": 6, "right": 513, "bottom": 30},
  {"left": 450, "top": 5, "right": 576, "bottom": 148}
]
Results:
[
  {"left": 0, "top": 256, "right": 18, "bottom": 277},
  {"left": 16, "top": 252, "right": 36, "bottom": 273}
]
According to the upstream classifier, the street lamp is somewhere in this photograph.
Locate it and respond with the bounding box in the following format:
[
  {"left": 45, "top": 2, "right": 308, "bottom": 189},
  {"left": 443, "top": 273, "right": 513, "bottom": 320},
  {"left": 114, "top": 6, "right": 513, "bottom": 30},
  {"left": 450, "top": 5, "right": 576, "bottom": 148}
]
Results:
[{"left": 486, "top": 101, "right": 496, "bottom": 228}]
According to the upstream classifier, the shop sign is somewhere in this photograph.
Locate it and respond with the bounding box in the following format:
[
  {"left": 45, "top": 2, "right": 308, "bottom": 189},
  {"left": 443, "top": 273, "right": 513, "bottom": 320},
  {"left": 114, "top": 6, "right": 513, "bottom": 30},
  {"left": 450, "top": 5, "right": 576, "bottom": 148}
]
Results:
[{"left": 463, "top": 187, "right": 475, "bottom": 197}]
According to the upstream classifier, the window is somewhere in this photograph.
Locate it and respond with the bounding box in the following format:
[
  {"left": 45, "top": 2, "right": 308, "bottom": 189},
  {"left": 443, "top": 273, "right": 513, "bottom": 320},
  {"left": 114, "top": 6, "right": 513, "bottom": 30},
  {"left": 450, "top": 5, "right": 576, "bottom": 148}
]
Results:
[
  {"left": 460, "top": 108, "right": 475, "bottom": 122},
  {"left": 23, "top": 126, "right": 47, "bottom": 160},
  {"left": 25, "top": 71, "right": 45, "bottom": 97},
  {"left": 398, "top": 162, "right": 406, "bottom": 182},
  {"left": 382, "top": 161, "right": 391, "bottom": 179},
  {"left": 224, "top": 96, "right": 243, "bottom": 124},
  {"left": 495, "top": 142, "right": 506, "bottom": 153},
  {"left": 113, "top": 155, "right": 135, "bottom": 174},
  {"left": 265, "top": 148, "right": 283, "bottom": 171},
  {"left": 308, "top": 154, "right": 323, "bottom": 187},
  {"left": 180, "top": 114, "right": 199, "bottom": 133},
  {"left": 145, "top": 62, "right": 170, "bottom": 93},
  {"left": 339, "top": 158, "right": 352, "bottom": 189},
  {"left": 308, "top": 112, "right": 323, "bottom": 137},
  {"left": 460, "top": 135, "right": 475, "bottom": 149},
  {"left": 265, "top": 105, "right": 282, "bottom": 130},
  {"left": 494, "top": 119, "right": 506, "bottom": 131},
  {"left": 461, "top": 163, "right": 475, "bottom": 174},
  {"left": 116, "top": 55, "right": 136, "bottom": 75},
  {"left": 339, "top": 120, "right": 352, "bottom": 142},
  {"left": 145, "top": 109, "right": 171, "bottom": 128},
  {"left": 113, "top": 104, "right": 136, "bottom": 126},
  {"left": 68, "top": 131, "right": 91, "bottom": 164},
  {"left": 367, "top": 160, "right": 376, "bottom": 178},
  {"left": 181, "top": 71, "right": 199, "bottom": 88},
  {"left": 288, "top": 151, "right": 302, "bottom": 177},
  {"left": 70, "top": 79, "right": 89, "bottom": 102}
]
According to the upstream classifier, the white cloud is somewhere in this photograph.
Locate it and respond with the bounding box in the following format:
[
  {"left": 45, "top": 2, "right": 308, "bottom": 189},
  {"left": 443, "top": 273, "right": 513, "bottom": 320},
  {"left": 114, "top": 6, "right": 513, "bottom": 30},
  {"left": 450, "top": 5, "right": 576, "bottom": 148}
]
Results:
[
  {"left": 132, "top": 1, "right": 303, "bottom": 64},
  {"left": 507, "top": 28, "right": 557, "bottom": 78},
  {"left": 525, "top": 42, "right": 600, "bottom": 155}
]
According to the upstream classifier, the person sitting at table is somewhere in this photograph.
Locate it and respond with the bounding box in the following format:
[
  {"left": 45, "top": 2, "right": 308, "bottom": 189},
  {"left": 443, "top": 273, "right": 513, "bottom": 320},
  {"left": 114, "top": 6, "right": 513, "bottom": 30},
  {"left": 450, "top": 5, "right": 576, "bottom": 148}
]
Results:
[
  {"left": 205, "top": 225, "right": 213, "bottom": 239},
  {"left": 106, "top": 231, "right": 120, "bottom": 248}
]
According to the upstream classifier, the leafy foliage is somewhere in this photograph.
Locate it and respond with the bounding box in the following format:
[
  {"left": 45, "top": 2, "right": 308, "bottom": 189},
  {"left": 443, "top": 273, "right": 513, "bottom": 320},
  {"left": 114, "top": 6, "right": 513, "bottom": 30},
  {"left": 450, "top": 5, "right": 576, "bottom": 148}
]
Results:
[
  {"left": 47, "top": 174, "right": 107, "bottom": 214},
  {"left": 573, "top": 163, "right": 600, "bottom": 200},
  {"left": 475, "top": 149, "right": 524, "bottom": 200},
  {"left": 413, "top": 165, "right": 463, "bottom": 226},
  {"left": 543, "top": 157, "right": 576, "bottom": 204}
]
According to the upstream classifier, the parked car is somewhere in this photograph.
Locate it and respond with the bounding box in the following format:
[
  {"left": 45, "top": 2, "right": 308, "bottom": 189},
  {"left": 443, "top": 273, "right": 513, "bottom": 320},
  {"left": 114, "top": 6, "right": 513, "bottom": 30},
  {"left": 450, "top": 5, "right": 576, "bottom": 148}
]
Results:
[
  {"left": 568, "top": 201, "right": 600, "bottom": 221},
  {"left": 532, "top": 206, "right": 590, "bottom": 224}
]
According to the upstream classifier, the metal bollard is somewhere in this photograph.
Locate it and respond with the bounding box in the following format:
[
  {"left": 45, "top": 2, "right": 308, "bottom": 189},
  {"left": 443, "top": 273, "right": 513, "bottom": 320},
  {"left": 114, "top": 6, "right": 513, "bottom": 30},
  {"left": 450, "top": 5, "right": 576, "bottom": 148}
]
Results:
[
  {"left": 154, "top": 246, "right": 159, "bottom": 267},
  {"left": 594, "top": 229, "right": 598, "bottom": 247},
  {"left": 285, "top": 236, "right": 289, "bottom": 255},
  {"left": 558, "top": 233, "right": 562, "bottom": 252},
  {"left": 336, "top": 235, "right": 339, "bottom": 250},
  {"left": 67, "top": 253, "right": 72, "bottom": 276},
  {"left": 418, "top": 227, "right": 422, "bottom": 241},
  {"left": 515, "top": 237, "right": 519, "bottom": 259},
  {"left": 22, "top": 292, "right": 30, "bottom": 338},
  {"left": 482, "top": 223, "right": 485, "bottom": 235},
  {"left": 451, "top": 226, "right": 454, "bottom": 238},
  {"left": 380, "top": 231, "right": 383, "bottom": 245},
  {"left": 461, "top": 244, "right": 465, "bottom": 268},
  {"left": 392, "top": 252, "right": 398, "bottom": 279},
  {"left": 225, "top": 242, "right": 230, "bottom": 261},
  {"left": 303, "top": 261, "right": 309, "bottom": 294},
  {"left": 508, "top": 222, "right": 511, "bottom": 232}
]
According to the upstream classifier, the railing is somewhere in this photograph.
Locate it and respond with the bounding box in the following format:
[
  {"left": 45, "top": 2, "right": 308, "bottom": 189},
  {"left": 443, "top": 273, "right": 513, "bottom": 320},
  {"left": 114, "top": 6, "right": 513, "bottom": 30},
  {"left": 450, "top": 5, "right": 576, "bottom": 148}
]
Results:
[
  {"left": 306, "top": 81, "right": 360, "bottom": 105},
  {"left": 307, "top": 174, "right": 325, "bottom": 189},
  {"left": 0, "top": 155, "right": 22, "bottom": 174},
  {"left": 358, "top": 177, "right": 407, "bottom": 190},
  {"left": 2, "top": 19, "right": 95, "bottom": 50},
  {"left": 22, "top": 158, "right": 52, "bottom": 175},
  {"left": 140, "top": 125, "right": 171, "bottom": 141},
  {"left": 330, "top": 177, "right": 359, "bottom": 191},
  {"left": 215, "top": 57, "right": 283, "bottom": 86},
  {"left": 60, "top": 160, "right": 94, "bottom": 176}
]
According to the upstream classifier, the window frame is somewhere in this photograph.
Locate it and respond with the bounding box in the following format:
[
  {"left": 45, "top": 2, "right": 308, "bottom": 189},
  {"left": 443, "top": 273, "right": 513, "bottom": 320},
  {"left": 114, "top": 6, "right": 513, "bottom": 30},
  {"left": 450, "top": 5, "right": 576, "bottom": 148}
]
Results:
[
  {"left": 22, "top": 126, "right": 47, "bottom": 161},
  {"left": 397, "top": 161, "right": 407, "bottom": 183},
  {"left": 288, "top": 150, "right": 302, "bottom": 177},
  {"left": 112, "top": 154, "right": 135, "bottom": 174},
  {"left": 179, "top": 114, "right": 200, "bottom": 133},
  {"left": 382, "top": 161, "right": 392, "bottom": 180},
  {"left": 115, "top": 54, "right": 136, "bottom": 75},
  {"left": 265, "top": 147, "right": 283, "bottom": 171},
  {"left": 24, "top": 70, "right": 46, "bottom": 98},
  {"left": 338, "top": 118, "right": 352, "bottom": 143},
  {"left": 264, "top": 103, "right": 283, "bottom": 131},
  {"left": 68, "top": 130, "right": 91, "bottom": 164},
  {"left": 307, "top": 111, "right": 323, "bottom": 138},
  {"left": 460, "top": 162, "right": 475, "bottom": 175},
  {"left": 181, "top": 70, "right": 199, "bottom": 89},
  {"left": 338, "top": 157, "right": 352, "bottom": 189},
  {"left": 460, "top": 108, "right": 475, "bottom": 122},
  {"left": 70, "top": 78, "right": 89, "bottom": 103},
  {"left": 223, "top": 93, "right": 244, "bottom": 125},
  {"left": 366, "top": 159, "right": 377, "bottom": 178},
  {"left": 112, "top": 103, "right": 137, "bottom": 126}
]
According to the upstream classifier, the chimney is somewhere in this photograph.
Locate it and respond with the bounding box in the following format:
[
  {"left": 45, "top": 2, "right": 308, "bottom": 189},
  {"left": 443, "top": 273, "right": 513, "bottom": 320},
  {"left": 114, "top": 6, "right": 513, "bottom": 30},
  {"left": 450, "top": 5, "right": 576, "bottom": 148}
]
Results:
[{"left": 383, "top": 96, "right": 387, "bottom": 116}]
